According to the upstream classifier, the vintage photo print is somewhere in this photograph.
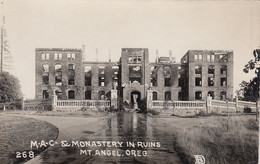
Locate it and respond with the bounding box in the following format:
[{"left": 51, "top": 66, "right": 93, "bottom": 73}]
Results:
[{"left": 0, "top": 0, "right": 259, "bottom": 164}]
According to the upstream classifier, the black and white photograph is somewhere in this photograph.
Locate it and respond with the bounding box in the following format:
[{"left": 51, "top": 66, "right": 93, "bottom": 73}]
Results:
[{"left": 0, "top": 0, "right": 259, "bottom": 164}]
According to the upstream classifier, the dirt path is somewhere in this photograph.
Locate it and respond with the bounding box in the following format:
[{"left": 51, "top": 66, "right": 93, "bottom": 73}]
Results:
[
  {"left": 6, "top": 113, "right": 205, "bottom": 164},
  {"left": 18, "top": 115, "right": 109, "bottom": 141}
]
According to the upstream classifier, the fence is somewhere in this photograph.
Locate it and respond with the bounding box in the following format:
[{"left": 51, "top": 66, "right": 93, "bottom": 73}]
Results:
[
  {"left": 0, "top": 95, "right": 258, "bottom": 114},
  {"left": 152, "top": 100, "right": 206, "bottom": 109},
  {"left": 0, "top": 99, "right": 22, "bottom": 110},
  {"left": 150, "top": 97, "right": 258, "bottom": 115},
  {"left": 55, "top": 99, "right": 110, "bottom": 111},
  {"left": 23, "top": 99, "right": 52, "bottom": 111}
]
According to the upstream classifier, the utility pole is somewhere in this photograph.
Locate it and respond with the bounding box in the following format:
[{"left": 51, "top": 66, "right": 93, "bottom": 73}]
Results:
[
  {"left": 256, "top": 50, "right": 260, "bottom": 121},
  {"left": 0, "top": 16, "right": 4, "bottom": 73}
]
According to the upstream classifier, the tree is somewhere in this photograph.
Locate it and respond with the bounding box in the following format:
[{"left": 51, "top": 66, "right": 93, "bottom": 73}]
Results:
[
  {"left": 237, "top": 49, "right": 260, "bottom": 101},
  {"left": 237, "top": 77, "right": 259, "bottom": 101},
  {"left": 0, "top": 71, "right": 22, "bottom": 103},
  {"left": 243, "top": 49, "right": 260, "bottom": 74}
]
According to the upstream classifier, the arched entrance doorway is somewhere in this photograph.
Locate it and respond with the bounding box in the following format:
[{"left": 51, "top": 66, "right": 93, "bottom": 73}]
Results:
[{"left": 130, "top": 91, "right": 141, "bottom": 109}]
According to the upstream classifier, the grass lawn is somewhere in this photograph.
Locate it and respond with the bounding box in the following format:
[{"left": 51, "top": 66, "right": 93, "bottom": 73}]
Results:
[
  {"left": 3, "top": 110, "right": 114, "bottom": 118},
  {"left": 0, "top": 114, "right": 59, "bottom": 164},
  {"left": 174, "top": 115, "right": 259, "bottom": 164}
]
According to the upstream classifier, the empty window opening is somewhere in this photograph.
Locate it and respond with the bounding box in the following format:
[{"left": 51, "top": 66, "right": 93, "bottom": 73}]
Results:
[
  {"left": 195, "top": 91, "right": 202, "bottom": 100},
  {"left": 55, "top": 90, "right": 62, "bottom": 100},
  {"left": 42, "top": 64, "right": 49, "bottom": 73},
  {"left": 165, "top": 92, "right": 171, "bottom": 101},
  {"left": 219, "top": 54, "right": 228, "bottom": 62},
  {"left": 165, "top": 78, "right": 171, "bottom": 86},
  {"left": 199, "top": 54, "right": 202, "bottom": 60},
  {"left": 208, "top": 65, "right": 215, "bottom": 74},
  {"left": 195, "top": 77, "right": 202, "bottom": 86},
  {"left": 84, "top": 66, "right": 92, "bottom": 86},
  {"left": 42, "top": 64, "right": 49, "bottom": 85},
  {"left": 150, "top": 66, "right": 158, "bottom": 86},
  {"left": 195, "top": 65, "right": 202, "bottom": 74},
  {"left": 67, "top": 53, "right": 75, "bottom": 60},
  {"left": 164, "top": 66, "right": 171, "bottom": 86},
  {"left": 220, "top": 91, "right": 227, "bottom": 100},
  {"left": 152, "top": 92, "right": 158, "bottom": 100},
  {"left": 208, "top": 77, "right": 214, "bottom": 86},
  {"left": 85, "top": 91, "right": 91, "bottom": 100},
  {"left": 220, "top": 65, "right": 227, "bottom": 75},
  {"left": 41, "top": 53, "right": 45, "bottom": 60},
  {"left": 178, "top": 92, "right": 184, "bottom": 100},
  {"left": 195, "top": 54, "right": 202, "bottom": 61},
  {"left": 128, "top": 56, "right": 142, "bottom": 63},
  {"left": 164, "top": 66, "right": 171, "bottom": 77},
  {"left": 151, "top": 77, "right": 157, "bottom": 86},
  {"left": 54, "top": 53, "right": 62, "bottom": 60},
  {"left": 98, "top": 66, "right": 106, "bottom": 86},
  {"left": 68, "top": 64, "right": 75, "bottom": 85},
  {"left": 112, "top": 66, "right": 119, "bottom": 89},
  {"left": 207, "top": 54, "right": 215, "bottom": 62},
  {"left": 129, "top": 66, "right": 142, "bottom": 84},
  {"left": 221, "top": 78, "right": 227, "bottom": 86},
  {"left": 68, "top": 90, "right": 75, "bottom": 99},
  {"left": 42, "top": 90, "right": 49, "bottom": 99},
  {"left": 55, "top": 64, "right": 62, "bottom": 85},
  {"left": 42, "top": 75, "right": 49, "bottom": 85},
  {"left": 178, "top": 77, "right": 184, "bottom": 87},
  {"left": 208, "top": 91, "right": 215, "bottom": 99},
  {"left": 41, "top": 53, "right": 49, "bottom": 60},
  {"left": 99, "top": 91, "right": 105, "bottom": 100}
]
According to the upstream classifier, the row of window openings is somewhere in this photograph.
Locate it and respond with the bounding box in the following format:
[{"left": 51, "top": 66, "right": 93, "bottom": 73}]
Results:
[
  {"left": 129, "top": 77, "right": 179, "bottom": 87},
  {"left": 43, "top": 90, "right": 227, "bottom": 101},
  {"left": 152, "top": 91, "right": 226, "bottom": 101},
  {"left": 195, "top": 65, "right": 227, "bottom": 75},
  {"left": 44, "top": 77, "right": 226, "bottom": 87},
  {"left": 195, "top": 91, "right": 227, "bottom": 100},
  {"left": 152, "top": 92, "right": 184, "bottom": 101},
  {"left": 43, "top": 75, "right": 118, "bottom": 87},
  {"left": 41, "top": 53, "right": 76, "bottom": 60},
  {"left": 194, "top": 54, "right": 228, "bottom": 62},
  {"left": 128, "top": 56, "right": 142, "bottom": 63},
  {"left": 44, "top": 64, "right": 118, "bottom": 74},
  {"left": 42, "top": 90, "right": 107, "bottom": 100},
  {"left": 42, "top": 64, "right": 75, "bottom": 73},
  {"left": 195, "top": 77, "right": 227, "bottom": 86},
  {"left": 43, "top": 76, "right": 175, "bottom": 87},
  {"left": 44, "top": 65, "right": 118, "bottom": 75}
]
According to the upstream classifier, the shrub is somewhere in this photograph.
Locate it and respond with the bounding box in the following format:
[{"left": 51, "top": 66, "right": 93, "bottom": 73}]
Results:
[
  {"left": 138, "top": 98, "right": 147, "bottom": 113},
  {"left": 246, "top": 118, "right": 259, "bottom": 131},
  {"left": 147, "top": 109, "right": 160, "bottom": 115},
  {"left": 196, "top": 110, "right": 207, "bottom": 116},
  {"left": 81, "top": 107, "right": 87, "bottom": 112},
  {"left": 244, "top": 106, "right": 252, "bottom": 113}
]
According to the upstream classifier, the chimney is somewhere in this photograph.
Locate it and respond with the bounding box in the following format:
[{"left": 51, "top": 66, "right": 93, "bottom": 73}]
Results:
[
  {"left": 96, "top": 48, "right": 98, "bottom": 62},
  {"left": 156, "top": 49, "right": 159, "bottom": 63},
  {"left": 109, "top": 49, "right": 111, "bottom": 62},
  {"left": 169, "top": 49, "right": 172, "bottom": 63},
  {"left": 82, "top": 45, "right": 86, "bottom": 61}
]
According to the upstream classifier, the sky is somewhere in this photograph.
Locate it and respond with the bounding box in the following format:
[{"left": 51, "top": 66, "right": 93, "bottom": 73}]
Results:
[{"left": 0, "top": 0, "right": 259, "bottom": 99}]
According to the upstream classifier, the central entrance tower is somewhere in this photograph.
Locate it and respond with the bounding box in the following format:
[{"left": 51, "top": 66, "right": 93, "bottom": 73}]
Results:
[{"left": 120, "top": 48, "right": 150, "bottom": 107}]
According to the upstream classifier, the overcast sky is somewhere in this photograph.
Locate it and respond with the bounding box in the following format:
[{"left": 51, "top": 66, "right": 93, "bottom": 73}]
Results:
[{"left": 1, "top": 0, "right": 260, "bottom": 99}]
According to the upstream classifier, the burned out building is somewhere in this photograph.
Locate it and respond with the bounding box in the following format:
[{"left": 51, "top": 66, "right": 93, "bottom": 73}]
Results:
[{"left": 35, "top": 47, "right": 233, "bottom": 103}]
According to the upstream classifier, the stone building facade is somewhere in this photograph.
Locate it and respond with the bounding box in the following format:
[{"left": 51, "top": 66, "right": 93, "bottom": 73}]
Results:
[{"left": 35, "top": 47, "right": 233, "bottom": 104}]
